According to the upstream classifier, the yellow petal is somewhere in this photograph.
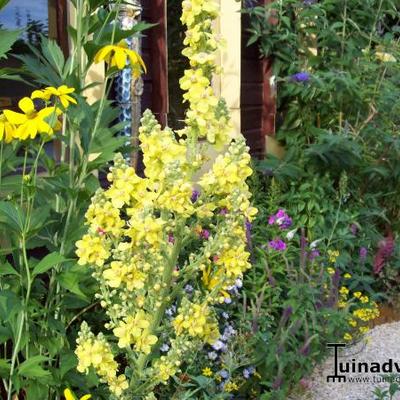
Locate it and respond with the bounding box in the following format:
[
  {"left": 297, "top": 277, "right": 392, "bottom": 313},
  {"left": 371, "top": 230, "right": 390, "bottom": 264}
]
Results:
[
  {"left": 3, "top": 110, "right": 27, "bottom": 125},
  {"left": 31, "top": 90, "right": 47, "bottom": 100},
  {"left": 37, "top": 120, "right": 53, "bottom": 135},
  {"left": 4, "top": 123, "right": 15, "bottom": 143},
  {"left": 60, "top": 97, "right": 69, "bottom": 108},
  {"left": 127, "top": 50, "right": 147, "bottom": 73},
  {"left": 38, "top": 106, "right": 59, "bottom": 119},
  {"left": 94, "top": 45, "right": 114, "bottom": 64},
  {"left": 0, "top": 122, "right": 4, "bottom": 141},
  {"left": 114, "top": 48, "right": 127, "bottom": 70},
  {"left": 15, "top": 122, "right": 34, "bottom": 140},
  {"left": 80, "top": 395, "right": 91, "bottom": 400},
  {"left": 58, "top": 85, "right": 75, "bottom": 94},
  {"left": 18, "top": 97, "right": 35, "bottom": 114},
  {"left": 63, "top": 389, "right": 75, "bottom": 400},
  {"left": 64, "top": 95, "right": 77, "bottom": 104}
]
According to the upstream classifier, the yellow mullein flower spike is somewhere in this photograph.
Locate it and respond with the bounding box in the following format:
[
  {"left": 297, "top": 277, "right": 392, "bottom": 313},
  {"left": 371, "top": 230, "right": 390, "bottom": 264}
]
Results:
[{"left": 94, "top": 40, "right": 146, "bottom": 77}]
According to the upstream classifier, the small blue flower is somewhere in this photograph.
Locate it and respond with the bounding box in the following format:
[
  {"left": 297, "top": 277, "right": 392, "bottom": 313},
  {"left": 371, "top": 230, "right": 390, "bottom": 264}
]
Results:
[
  {"left": 219, "top": 370, "right": 229, "bottom": 379},
  {"left": 160, "top": 343, "right": 170, "bottom": 352},
  {"left": 184, "top": 284, "right": 194, "bottom": 294},
  {"left": 290, "top": 71, "right": 311, "bottom": 83},
  {"left": 208, "top": 351, "right": 218, "bottom": 360}
]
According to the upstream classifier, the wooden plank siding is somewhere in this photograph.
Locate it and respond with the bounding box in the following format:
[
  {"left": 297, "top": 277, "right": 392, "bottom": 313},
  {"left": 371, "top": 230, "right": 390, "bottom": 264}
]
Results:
[{"left": 241, "top": 0, "right": 275, "bottom": 158}]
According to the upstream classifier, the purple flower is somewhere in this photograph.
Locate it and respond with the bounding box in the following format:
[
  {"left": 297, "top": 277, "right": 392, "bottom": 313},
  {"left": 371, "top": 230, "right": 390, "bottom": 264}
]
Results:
[
  {"left": 212, "top": 340, "right": 226, "bottom": 351},
  {"left": 303, "top": 0, "right": 317, "bottom": 5},
  {"left": 360, "top": 247, "right": 368, "bottom": 260},
  {"left": 291, "top": 71, "right": 311, "bottom": 83},
  {"left": 191, "top": 189, "right": 200, "bottom": 203},
  {"left": 168, "top": 233, "right": 175, "bottom": 244},
  {"left": 243, "top": 368, "right": 251, "bottom": 379},
  {"left": 184, "top": 284, "right": 194, "bottom": 294},
  {"left": 282, "top": 306, "right": 293, "bottom": 325},
  {"left": 309, "top": 249, "right": 320, "bottom": 261},
  {"left": 350, "top": 224, "right": 358, "bottom": 236},
  {"left": 268, "top": 209, "right": 292, "bottom": 229},
  {"left": 200, "top": 229, "right": 210, "bottom": 240},
  {"left": 245, "top": 219, "right": 252, "bottom": 243},
  {"left": 219, "top": 208, "right": 228, "bottom": 216},
  {"left": 268, "top": 238, "right": 287, "bottom": 251}
]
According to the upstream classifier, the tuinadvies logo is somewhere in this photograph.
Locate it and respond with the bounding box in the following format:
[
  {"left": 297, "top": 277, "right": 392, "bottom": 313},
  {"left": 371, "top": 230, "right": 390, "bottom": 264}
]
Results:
[{"left": 326, "top": 343, "right": 400, "bottom": 383}]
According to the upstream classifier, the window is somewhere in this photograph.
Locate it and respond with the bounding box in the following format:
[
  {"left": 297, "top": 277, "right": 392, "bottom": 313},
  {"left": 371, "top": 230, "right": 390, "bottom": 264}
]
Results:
[{"left": 0, "top": 0, "right": 67, "bottom": 110}]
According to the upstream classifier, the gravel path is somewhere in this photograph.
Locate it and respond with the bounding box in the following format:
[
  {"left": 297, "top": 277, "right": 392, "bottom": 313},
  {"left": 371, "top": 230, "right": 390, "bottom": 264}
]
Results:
[{"left": 289, "top": 322, "right": 400, "bottom": 400}]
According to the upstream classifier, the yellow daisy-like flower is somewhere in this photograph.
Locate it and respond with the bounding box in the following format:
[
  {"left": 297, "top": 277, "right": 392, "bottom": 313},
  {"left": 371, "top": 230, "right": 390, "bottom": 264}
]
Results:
[
  {"left": 94, "top": 40, "right": 147, "bottom": 77},
  {"left": 4, "top": 97, "right": 60, "bottom": 140},
  {"left": 0, "top": 113, "right": 15, "bottom": 143},
  {"left": 32, "top": 85, "right": 77, "bottom": 109},
  {"left": 63, "top": 388, "right": 91, "bottom": 400},
  {"left": 202, "top": 367, "right": 213, "bottom": 377}
]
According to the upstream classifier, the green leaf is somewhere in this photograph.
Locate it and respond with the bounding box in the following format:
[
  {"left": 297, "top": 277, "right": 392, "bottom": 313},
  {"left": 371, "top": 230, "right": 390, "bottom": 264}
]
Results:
[
  {"left": 58, "top": 270, "right": 89, "bottom": 300},
  {"left": 18, "top": 356, "right": 50, "bottom": 378},
  {"left": 0, "top": 359, "right": 10, "bottom": 378},
  {"left": 59, "top": 352, "right": 77, "bottom": 379},
  {"left": 0, "top": 261, "right": 19, "bottom": 276},
  {"left": 0, "top": 29, "right": 22, "bottom": 59},
  {"left": 0, "top": 0, "right": 10, "bottom": 10},
  {"left": 32, "top": 252, "right": 66, "bottom": 277},
  {"left": 0, "top": 201, "right": 25, "bottom": 234}
]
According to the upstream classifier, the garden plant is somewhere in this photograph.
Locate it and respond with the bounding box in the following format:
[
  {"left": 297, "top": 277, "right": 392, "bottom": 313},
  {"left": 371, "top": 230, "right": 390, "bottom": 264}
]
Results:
[{"left": 0, "top": 0, "right": 398, "bottom": 399}]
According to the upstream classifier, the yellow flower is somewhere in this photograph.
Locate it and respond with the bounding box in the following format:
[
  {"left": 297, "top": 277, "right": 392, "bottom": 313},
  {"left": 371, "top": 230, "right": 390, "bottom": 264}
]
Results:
[
  {"left": 375, "top": 51, "right": 397, "bottom": 63},
  {"left": 344, "top": 273, "right": 352, "bottom": 279},
  {"left": 75, "top": 234, "right": 110, "bottom": 267},
  {"left": 353, "top": 291, "right": 362, "bottom": 299},
  {"left": 360, "top": 295, "right": 369, "bottom": 304},
  {"left": 224, "top": 381, "right": 239, "bottom": 393},
  {"left": 4, "top": 97, "right": 60, "bottom": 140},
  {"left": 202, "top": 367, "right": 213, "bottom": 377},
  {"left": 348, "top": 319, "right": 357, "bottom": 327},
  {"left": 63, "top": 388, "right": 91, "bottom": 400},
  {"left": 327, "top": 250, "right": 340, "bottom": 263},
  {"left": 108, "top": 374, "right": 129, "bottom": 397},
  {"left": 344, "top": 333, "right": 352, "bottom": 341},
  {"left": 32, "top": 85, "right": 77, "bottom": 109},
  {"left": 327, "top": 267, "right": 335, "bottom": 275},
  {"left": 339, "top": 286, "right": 349, "bottom": 297},
  {"left": 0, "top": 113, "right": 15, "bottom": 143},
  {"left": 94, "top": 40, "right": 146, "bottom": 77},
  {"left": 359, "top": 326, "right": 369, "bottom": 335}
]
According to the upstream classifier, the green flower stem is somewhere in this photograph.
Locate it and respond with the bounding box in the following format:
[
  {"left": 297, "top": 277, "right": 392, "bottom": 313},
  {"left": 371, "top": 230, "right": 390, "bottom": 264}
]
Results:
[
  {"left": 132, "top": 223, "right": 185, "bottom": 390},
  {"left": 0, "top": 140, "right": 3, "bottom": 191},
  {"left": 20, "top": 147, "right": 28, "bottom": 206},
  {"left": 7, "top": 234, "right": 32, "bottom": 400}
]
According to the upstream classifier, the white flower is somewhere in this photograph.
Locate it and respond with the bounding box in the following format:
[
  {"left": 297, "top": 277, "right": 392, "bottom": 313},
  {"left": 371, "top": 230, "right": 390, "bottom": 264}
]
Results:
[
  {"left": 286, "top": 229, "right": 297, "bottom": 241},
  {"left": 310, "top": 238, "right": 323, "bottom": 249}
]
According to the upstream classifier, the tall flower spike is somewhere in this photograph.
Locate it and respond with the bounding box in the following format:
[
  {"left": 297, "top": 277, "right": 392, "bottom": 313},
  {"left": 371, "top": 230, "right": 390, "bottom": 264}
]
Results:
[{"left": 74, "top": 1, "right": 256, "bottom": 398}]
